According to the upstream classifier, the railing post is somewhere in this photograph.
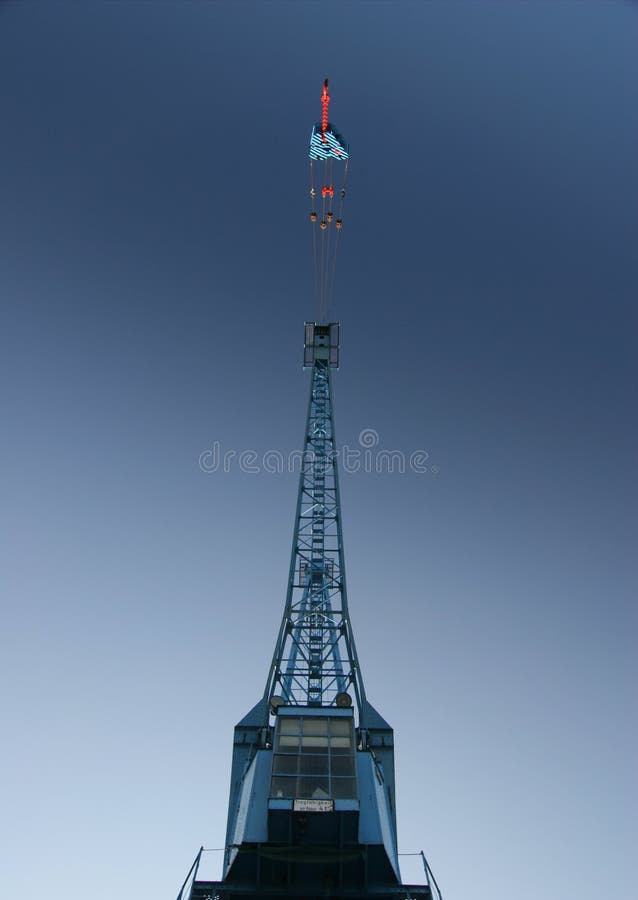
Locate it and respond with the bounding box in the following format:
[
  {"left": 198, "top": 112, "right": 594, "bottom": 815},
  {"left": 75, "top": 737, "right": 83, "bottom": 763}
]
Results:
[
  {"left": 176, "top": 846, "right": 204, "bottom": 900},
  {"left": 420, "top": 851, "right": 443, "bottom": 900},
  {"left": 193, "top": 845, "right": 204, "bottom": 883}
]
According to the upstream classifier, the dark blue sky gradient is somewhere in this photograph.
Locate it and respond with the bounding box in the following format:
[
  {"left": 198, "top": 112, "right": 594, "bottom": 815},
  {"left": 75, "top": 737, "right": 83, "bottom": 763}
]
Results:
[{"left": 1, "top": 3, "right": 636, "bottom": 899}]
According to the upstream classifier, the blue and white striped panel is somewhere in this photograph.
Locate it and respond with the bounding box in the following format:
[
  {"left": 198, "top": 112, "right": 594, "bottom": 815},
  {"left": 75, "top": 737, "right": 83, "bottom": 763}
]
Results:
[{"left": 309, "top": 124, "right": 350, "bottom": 161}]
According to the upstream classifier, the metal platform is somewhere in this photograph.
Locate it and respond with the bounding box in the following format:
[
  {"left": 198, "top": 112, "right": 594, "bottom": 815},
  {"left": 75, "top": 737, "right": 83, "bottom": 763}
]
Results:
[
  {"left": 190, "top": 882, "right": 432, "bottom": 900},
  {"left": 177, "top": 847, "right": 442, "bottom": 900}
]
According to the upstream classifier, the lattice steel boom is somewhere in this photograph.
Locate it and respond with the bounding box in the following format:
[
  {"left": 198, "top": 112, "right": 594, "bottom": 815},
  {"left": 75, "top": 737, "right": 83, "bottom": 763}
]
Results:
[{"left": 263, "top": 323, "right": 367, "bottom": 714}]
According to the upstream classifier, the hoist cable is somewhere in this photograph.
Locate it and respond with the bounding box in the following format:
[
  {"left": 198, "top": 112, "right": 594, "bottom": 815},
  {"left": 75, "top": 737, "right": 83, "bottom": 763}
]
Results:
[
  {"left": 310, "top": 161, "right": 319, "bottom": 318},
  {"left": 326, "top": 159, "right": 348, "bottom": 318}
]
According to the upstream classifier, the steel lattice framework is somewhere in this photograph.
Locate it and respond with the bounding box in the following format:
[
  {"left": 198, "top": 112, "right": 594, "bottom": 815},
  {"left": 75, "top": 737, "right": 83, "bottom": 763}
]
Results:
[{"left": 263, "top": 344, "right": 366, "bottom": 714}]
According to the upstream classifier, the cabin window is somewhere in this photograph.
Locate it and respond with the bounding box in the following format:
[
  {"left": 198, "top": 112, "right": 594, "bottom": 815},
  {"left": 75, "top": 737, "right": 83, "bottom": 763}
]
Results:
[{"left": 270, "top": 716, "right": 356, "bottom": 800}]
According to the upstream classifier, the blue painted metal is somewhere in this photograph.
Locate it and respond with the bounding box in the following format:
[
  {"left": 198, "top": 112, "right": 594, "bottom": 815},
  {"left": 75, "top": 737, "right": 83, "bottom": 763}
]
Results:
[
  {"left": 176, "top": 324, "right": 443, "bottom": 900},
  {"left": 309, "top": 123, "right": 349, "bottom": 160},
  {"left": 262, "top": 324, "right": 366, "bottom": 714}
]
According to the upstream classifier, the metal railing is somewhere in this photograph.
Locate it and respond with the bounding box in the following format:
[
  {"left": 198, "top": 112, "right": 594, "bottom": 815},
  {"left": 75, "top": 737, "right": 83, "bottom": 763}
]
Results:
[
  {"left": 175, "top": 846, "right": 202, "bottom": 900},
  {"left": 398, "top": 850, "right": 443, "bottom": 900},
  {"left": 177, "top": 846, "right": 442, "bottom": 900},
  {"left": 176, "top": 847, "right": 226, "bottom": 900},
  {"left": 420, "top": 849, "right": 443, "bottom": 900}
]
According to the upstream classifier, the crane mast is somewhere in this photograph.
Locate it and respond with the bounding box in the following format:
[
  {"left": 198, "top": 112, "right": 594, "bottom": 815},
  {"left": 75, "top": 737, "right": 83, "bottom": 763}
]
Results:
[{"left": 264, "top": 323, "right": 365, "bottom": 713}]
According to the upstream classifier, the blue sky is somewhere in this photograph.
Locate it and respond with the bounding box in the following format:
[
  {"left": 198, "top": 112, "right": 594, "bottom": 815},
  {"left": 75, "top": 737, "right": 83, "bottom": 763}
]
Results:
[{"left": 0, "top": 3, "right": 636, "bottom": 899}]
